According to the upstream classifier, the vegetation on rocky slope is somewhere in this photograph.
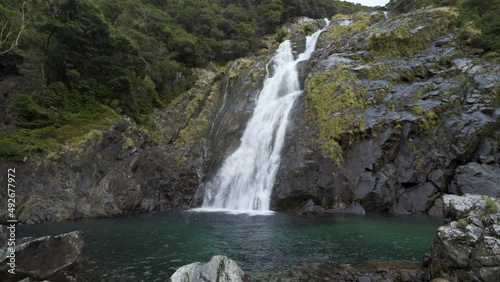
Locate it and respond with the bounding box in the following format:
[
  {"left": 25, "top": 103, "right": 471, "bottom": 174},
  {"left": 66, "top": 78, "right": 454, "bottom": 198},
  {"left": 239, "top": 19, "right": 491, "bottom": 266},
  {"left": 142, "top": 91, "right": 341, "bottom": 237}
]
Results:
[
  {"left": 305, "top": 64, "right": 366, "bottom": 163},
  {"left": 305, "top": 1, "right": 498, "bottom": 164},
  {"left": 365, "top": 7, "right": 458, "bottom": 56},
  {"left": 0, "top": 0, "right": 370, "bottom": 161},
  {"left": 388, "top": 0, "right": 500, "bottom": 60}
]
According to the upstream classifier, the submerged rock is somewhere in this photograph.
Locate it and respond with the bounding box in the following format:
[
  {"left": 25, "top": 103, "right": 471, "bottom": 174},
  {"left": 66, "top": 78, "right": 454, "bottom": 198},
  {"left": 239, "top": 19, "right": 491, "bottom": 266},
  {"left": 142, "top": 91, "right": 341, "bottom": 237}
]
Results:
[
  {"left": 267, "top": 260, "right": 429, "bottom": 282},
  {"left": 0, "top": 231, "right": 83, "bottom": 279},
  {"left": 428, "top": 194, "right": 500, "bottom": 281},
  {"left": 169, "top": 255, "right": 249, "bottom": 282}
]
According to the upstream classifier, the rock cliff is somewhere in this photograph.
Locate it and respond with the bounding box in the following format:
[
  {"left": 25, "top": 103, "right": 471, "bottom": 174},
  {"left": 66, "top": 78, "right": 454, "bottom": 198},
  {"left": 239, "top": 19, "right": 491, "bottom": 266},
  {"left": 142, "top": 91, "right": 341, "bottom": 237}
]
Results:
[
  {"left": 273, "top": 9, "right": 500, "bottom": 215},
  {"left": 0, "top": 9, "right": 499, "bottom": 223}
]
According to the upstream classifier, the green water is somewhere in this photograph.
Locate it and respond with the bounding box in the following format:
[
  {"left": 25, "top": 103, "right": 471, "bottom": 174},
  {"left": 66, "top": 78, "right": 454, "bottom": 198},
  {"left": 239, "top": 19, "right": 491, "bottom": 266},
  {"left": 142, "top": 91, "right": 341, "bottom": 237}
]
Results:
[{"left": 18, "top": 211, "right": 441, "bottom": 281}]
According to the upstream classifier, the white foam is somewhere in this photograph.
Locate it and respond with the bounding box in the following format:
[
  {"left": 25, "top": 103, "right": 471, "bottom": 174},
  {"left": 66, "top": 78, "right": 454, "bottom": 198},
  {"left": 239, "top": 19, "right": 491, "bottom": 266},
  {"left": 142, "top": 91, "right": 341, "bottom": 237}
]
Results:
[
  {"left": 200, "top": 19, "right": 330, "bottom": 213},
  {"left": 190, "top": 208, "right": 275, "bottom": 216}
]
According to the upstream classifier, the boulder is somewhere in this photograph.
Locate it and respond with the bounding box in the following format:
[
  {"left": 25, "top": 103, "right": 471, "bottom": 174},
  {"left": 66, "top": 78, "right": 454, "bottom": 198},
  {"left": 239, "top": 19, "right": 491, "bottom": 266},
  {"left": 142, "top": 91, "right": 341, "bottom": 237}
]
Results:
[
  {"left": 452, "top": 163, "right": 500, "bottom": 197},
  {"left": 0, "top": 231, "right": 84, "bottom": 279},
  {"left": 428, "top": 198, "right": 444, "bottom": 217},
  {"left": 169, "top": 255, "right": 249, "bottom": 282},
  {"left": 343, "top": 202, "right": 366, "bottom": 215},
  {"left": 301, "top": 199, "right": 325, "bottom": 214},
  {"left": 428, "top": 194, "right": 500, "bottom": 281},
  {"left": 0, "top": 225, "right": 7, "bottom": 247}
]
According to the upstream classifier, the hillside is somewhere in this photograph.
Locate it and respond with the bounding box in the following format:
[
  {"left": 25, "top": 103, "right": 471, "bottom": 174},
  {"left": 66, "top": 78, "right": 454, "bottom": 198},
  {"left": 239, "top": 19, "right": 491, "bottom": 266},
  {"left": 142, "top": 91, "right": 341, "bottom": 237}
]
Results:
[
  {"left": 0, "top": 0, "right": 499, "bottom": 281},
  {"left": 0, "top": 0, "right": 370, "bottom": 162}
]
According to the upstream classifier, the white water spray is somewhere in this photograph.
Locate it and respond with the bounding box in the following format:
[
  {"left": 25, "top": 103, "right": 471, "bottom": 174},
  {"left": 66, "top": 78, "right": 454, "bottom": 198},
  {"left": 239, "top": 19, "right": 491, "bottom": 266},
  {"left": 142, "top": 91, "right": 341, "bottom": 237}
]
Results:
[{"left": 197, "top": 20, "right": 330, "bottom": 214}]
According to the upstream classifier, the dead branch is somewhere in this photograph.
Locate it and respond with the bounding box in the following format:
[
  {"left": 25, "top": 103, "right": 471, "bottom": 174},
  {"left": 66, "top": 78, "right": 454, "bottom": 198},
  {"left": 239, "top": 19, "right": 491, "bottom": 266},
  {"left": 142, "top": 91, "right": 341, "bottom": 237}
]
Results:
[{"left": 0, "top": 1, "right": 27, "bottom": 55}]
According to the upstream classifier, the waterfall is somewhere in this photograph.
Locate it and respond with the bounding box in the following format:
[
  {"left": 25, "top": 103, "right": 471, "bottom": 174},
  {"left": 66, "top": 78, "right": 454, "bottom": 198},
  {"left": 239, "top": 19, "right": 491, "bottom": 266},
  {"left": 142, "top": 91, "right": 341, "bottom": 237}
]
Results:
[{"left": 196, "top": 19, "right": 330, "bottom": 214}]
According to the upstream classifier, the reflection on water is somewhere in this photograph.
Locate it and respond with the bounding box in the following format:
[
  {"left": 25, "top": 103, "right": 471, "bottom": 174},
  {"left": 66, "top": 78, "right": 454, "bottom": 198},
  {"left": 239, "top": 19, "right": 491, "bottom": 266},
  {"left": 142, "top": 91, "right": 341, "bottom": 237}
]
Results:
[{"left": 18, "top": 211, "right": 442, "bottom": 281}]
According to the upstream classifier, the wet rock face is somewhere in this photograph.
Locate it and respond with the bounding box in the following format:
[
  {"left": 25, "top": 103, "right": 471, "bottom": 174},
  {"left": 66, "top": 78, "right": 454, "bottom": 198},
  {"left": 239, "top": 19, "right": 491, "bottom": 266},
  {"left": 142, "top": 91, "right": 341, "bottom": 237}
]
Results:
[
  {"left": 450, "top": 162, "right": 500, "bottom": 197},
  {"left": 0, "top": 120, "right": 199, "bottom": 224},
  {"left": 169, "top": 255, "right": 249, "bottom": 282},
  {"left": 273, "top": 9, "right": 500, "bottom": 215},
  {"left": 0, "top": 65, "right": 222, "bottom": 223},
  {"left": 0, "top": 231, "right": 83, "bottom": 279},
  {"left": 0, "top": 17, "right": 308, "bottom": 223},
  {"left": 428, "top": 194, "right": 500, "bottom": 281},
  {"left": 0, "top": 9, "right": 498, "bottom": 222}
]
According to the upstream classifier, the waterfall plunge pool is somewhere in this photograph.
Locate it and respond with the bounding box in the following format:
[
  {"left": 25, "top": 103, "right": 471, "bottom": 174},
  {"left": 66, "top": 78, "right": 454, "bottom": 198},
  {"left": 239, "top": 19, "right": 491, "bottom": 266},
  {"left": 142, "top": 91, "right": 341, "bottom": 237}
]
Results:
[{"left": 18, "top": 211, "right": 441, "bottom": 281}]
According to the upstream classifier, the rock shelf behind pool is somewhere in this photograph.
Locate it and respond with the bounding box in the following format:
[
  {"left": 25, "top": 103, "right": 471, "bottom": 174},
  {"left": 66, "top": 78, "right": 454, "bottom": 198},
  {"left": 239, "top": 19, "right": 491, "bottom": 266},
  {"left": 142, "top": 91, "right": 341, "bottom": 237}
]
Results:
[
  {"left": 169, "top": 255, "right": 249, "bottom": 282},
  {"left": 0, "top": 231, "right": 83, "bottom": 279}
]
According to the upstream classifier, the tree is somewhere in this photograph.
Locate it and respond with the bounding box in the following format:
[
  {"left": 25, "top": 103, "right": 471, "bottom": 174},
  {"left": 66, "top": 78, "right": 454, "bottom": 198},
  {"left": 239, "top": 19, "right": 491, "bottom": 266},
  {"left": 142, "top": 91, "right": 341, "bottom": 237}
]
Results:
[{"left": 0, "top": 0, "right": 28, "bottom": 55}]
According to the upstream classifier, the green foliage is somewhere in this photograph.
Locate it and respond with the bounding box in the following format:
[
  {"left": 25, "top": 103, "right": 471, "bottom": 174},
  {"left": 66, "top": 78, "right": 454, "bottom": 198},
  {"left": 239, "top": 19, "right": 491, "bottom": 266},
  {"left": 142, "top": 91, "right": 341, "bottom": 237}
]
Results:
[
  {"left": 327, "top": 12, "right": 371, "bottom": 40},
  {"left": 409, "top": 105, "right": 425, "bottom": 115},
  {"left": 0, "top": 104, "right": 120, "bottom": 160},
  {"left": 457, "top": 218, "right": 468, "bottom": 229},
  {"left": 305, "top": 65, "right": 366, "bottom": 164},
  {"left": 282, "top": 0, "right": 371, "bottom": 20},
  {"left": 485, "top": 198, "right": 499, "bottom": 215},
  {"left": 366, "top": 8, "right": 458, "bottom": 56},
  {"left": 418, "top": 109, "right": 439, "bottom": 134},
  {"left": 0, "top": 0, "right": 27, "bottom": 55},
  {"left": 275, "top": 26, "right": 289, "bottom": 42},
  {"left": 0, "top": 0, "right": 372, "bottom": 161},
  {"left": 388, "top": 0, "right": 500, "bottom": 58},
  {"left": 0, "top": 139, "right": 25, "bottom": 161}
]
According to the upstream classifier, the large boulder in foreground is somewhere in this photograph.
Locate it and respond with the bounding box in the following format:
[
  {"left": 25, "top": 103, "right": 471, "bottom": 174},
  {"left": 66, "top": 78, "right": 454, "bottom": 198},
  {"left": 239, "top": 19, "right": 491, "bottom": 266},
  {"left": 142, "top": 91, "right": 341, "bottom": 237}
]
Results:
[
  {"left": 169, "top": 255, "right": 249, "bottom": 282},
  {"left": 0, "top": 231, "right": 83, "bottom": 279},
  {"left": 428, "top": 194, "right": 500, "bottom": 281}
]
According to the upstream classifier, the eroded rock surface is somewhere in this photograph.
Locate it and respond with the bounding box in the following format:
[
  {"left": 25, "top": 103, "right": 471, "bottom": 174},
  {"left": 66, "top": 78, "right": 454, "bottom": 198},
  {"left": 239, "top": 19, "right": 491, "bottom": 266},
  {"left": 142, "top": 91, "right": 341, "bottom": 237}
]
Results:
[
  {"left": 428, "top": 194, "right": 500, "bottom": 281},
  {"left": 273, "top": 9, "right": 500, "bottom": 215},
  {"left": 169, "top": 255, "right": 249, "bottom": 282},
  {"left": 0, "top": 9, "right": 499, "bottom": 223},
  {"left": 0, "top": 231, "right": 83, "bottom": 279}
]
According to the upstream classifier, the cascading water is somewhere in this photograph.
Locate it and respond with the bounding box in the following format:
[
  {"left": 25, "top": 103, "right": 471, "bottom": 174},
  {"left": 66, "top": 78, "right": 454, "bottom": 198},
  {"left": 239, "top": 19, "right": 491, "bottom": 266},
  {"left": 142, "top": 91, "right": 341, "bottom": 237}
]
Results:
[{"left": 198, "top": 19, "right": 330, "bottom": 214}]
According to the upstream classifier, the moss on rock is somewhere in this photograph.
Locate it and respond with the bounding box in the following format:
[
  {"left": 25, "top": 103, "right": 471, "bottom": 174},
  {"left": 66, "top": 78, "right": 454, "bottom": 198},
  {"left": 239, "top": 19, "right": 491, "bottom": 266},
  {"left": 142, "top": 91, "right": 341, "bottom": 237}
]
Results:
[
  {"left": 305, "top": 64, "right": 367, "bottom": 163},
  {"left": 365, "top": 8, "right": 458, "bottom": 56}
]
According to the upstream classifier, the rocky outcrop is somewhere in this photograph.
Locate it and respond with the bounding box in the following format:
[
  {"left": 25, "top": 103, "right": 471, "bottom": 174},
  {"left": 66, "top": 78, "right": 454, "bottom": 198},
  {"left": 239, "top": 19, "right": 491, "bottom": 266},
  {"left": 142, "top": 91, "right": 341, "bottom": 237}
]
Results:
[
  {"left": 0, "top": 116, "right": 200, "bottom": 223},
  {"left": 0, "top": 231, "right": 83, "bottom": 280},
  {"left": 1, "top": 8, "right": 498, "bottom": 223},
  {"left": 449, "top": 162, "right": 500, "bottom": 197},
  {"left": 169, "top": 255, "right": 249, "bottom": 282},
  {"left": 427, "top": 194, "right": 500, "bottom": 281},
  {"left": 0, "top": 60, "right": 262, "bottom": 223},
  {"left": 273, "top": 9, "right": 500, "bottom": 215}
]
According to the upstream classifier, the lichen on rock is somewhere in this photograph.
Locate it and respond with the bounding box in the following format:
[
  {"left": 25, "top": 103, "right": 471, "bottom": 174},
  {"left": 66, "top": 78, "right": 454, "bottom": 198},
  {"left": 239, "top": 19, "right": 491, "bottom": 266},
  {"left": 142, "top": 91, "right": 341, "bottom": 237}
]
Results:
[{"left": 428, "top": 194, "right": 500, "bottom": 281}]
